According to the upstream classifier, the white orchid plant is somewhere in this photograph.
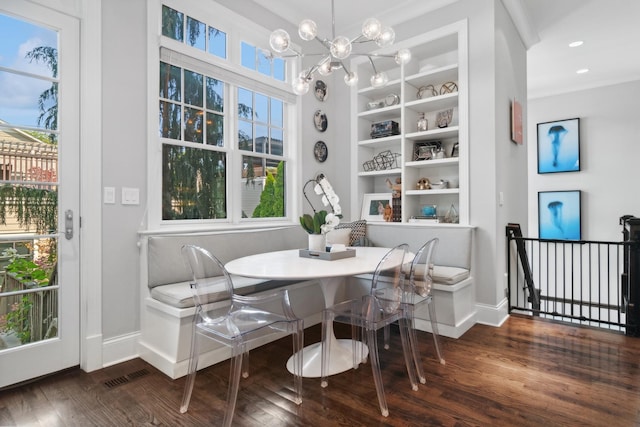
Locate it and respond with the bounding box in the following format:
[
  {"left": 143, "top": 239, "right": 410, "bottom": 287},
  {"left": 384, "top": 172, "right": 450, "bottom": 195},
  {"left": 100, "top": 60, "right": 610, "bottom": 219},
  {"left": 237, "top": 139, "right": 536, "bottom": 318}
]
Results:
[{"left": 299, "top": 174, "right": 342, "bottom": 235}]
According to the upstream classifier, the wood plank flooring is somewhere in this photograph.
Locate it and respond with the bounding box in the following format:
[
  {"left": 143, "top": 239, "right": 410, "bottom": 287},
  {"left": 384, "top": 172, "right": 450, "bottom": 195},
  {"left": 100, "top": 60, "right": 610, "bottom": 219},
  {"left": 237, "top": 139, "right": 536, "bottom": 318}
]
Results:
[{"left": 2, "top": 315, "right": 640, "bottom": 426}]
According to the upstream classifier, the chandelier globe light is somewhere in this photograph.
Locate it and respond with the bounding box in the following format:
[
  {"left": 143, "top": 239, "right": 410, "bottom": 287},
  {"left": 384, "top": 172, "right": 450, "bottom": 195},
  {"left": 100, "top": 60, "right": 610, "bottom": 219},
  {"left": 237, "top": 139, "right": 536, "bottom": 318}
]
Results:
[{"left": 268, "top": 0, "right": 410, "bottom": 95}]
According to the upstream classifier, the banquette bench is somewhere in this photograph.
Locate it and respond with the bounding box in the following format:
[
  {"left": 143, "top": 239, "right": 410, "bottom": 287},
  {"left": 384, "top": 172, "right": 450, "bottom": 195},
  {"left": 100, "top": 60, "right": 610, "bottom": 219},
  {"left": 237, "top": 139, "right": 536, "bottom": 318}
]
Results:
[{"left": 138, "top": 223, "right": 474, "bottom": 379}]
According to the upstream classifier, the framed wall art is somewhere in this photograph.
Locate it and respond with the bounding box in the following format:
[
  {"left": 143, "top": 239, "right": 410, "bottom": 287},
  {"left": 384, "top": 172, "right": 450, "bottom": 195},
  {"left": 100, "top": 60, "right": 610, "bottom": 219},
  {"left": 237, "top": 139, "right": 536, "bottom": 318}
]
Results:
[
  {"left": 537, "top": 117, "right": 580, "bottom": 173},
  {"left": 538, "top": 190, "right": 581, "bottom": 240},
  {"left": 511, "top": 98, "right": 523, "bottom": 144},
  {"left": 361, "top": 193, "right": 393, "bottom": 222}
]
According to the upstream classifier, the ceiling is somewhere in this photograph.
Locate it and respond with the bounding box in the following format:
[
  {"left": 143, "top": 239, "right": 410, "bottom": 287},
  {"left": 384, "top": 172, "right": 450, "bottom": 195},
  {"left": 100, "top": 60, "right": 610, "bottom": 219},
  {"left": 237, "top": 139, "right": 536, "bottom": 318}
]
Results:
[{"left": 248, "top": 0, "right": 640, "bottom": 99}]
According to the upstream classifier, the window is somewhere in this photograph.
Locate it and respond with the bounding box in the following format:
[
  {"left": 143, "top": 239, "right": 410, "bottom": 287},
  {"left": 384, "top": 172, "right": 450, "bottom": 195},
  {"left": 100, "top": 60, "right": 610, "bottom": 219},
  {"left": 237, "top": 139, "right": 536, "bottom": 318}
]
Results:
[
  {"left": 157, "top": 2, "right": 295, "bottom": 225},
  {"left": 240, "top": 41, "right": 285, "bottom": 81}
]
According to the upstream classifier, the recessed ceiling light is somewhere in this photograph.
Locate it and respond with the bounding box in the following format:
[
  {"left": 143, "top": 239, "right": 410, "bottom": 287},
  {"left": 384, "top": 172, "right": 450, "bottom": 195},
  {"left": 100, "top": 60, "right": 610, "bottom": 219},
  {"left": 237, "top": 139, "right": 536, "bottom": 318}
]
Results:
[
  {"left": 576, "top": 68, "right": 590, "bottom": 74},
  {"left": 569, "top": 41, "right": 584, "bottom": 48}
]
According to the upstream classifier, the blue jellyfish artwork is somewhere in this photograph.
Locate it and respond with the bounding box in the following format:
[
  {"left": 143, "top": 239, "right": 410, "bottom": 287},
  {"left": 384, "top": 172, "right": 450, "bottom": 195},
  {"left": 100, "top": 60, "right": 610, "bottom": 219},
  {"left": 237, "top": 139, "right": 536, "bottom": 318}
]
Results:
[
  {"left": 537, "top": 118, "right": 580, "bottom": 174},
  {"left": 538, "top": 190, "right": 581, "bottom": 240}
]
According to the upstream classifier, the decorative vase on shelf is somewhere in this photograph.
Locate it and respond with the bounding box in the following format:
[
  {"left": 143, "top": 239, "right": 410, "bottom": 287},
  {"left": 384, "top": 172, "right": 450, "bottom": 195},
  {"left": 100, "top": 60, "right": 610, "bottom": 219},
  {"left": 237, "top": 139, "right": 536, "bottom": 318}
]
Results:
[{"left": 308, "top": 234, "right": 326, "bottom": 252}]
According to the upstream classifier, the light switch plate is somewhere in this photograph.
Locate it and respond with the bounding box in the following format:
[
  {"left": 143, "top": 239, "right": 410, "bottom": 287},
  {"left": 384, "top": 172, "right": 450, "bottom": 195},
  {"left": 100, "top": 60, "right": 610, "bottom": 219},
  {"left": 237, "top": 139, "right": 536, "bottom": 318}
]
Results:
[
  {"left": 104, "top": 187, "right": 116, "bottom": 204},
  {"left": 121, "top": 187, "right": 140, "bottom": 205}
]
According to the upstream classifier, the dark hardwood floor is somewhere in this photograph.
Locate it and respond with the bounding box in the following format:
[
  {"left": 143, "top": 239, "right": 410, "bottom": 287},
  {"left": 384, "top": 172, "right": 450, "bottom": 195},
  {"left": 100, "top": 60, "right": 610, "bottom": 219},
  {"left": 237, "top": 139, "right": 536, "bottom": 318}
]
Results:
[{"left": 2, "top": 315, "right": 640, "bottom": 426}]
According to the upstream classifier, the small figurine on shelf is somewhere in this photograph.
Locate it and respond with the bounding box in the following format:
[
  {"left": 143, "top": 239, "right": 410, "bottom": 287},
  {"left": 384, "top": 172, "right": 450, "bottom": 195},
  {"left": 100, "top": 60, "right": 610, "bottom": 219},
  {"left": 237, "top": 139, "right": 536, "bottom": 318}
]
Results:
[
  {"left": 417, "top": 112, "right": 428, "bottom": 132},
  {"left": 386, "top": 177, "right": 402, "bottom": 198},
  {"left": 383, "top": 204, "right": 393, "bottom": 222},
  {"left": 416, "top": 177, "right": 430, "bottom": 190}
]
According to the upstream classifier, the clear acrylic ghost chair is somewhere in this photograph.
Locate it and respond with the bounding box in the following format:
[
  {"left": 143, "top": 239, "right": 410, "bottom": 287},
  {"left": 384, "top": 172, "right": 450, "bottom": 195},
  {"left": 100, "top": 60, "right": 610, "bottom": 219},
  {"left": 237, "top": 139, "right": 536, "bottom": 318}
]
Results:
[
  {"left": 320, "top": 244, "right": 418, "bottom": 417},
  {"left": 403, "top": 238, "right": 445, "bottom": 384},
  {"left": 179, "top": 245, "right": 304, "bottom": 427}
]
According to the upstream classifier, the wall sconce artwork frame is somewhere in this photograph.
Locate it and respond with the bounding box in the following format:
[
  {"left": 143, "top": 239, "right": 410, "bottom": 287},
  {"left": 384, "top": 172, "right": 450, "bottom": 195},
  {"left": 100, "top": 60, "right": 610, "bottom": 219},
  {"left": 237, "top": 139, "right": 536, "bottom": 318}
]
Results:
[
  {"left": 538, "top": 190, "right": 581, "bottom": 240},
  {"left": 537, "top": 117, "right": 580, "bottom": 174},
  {"left": 511, "top": 98, "right": 523, "bottom": 144}
]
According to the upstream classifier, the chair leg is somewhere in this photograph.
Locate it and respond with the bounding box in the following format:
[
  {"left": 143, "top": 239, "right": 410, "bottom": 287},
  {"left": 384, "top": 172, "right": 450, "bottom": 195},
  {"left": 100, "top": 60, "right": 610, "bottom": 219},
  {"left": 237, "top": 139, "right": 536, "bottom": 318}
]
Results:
[
  {"left": 242, "top": 350, "right": 250, "bottom": 379},
  {"left": 406, "top": 305, "right": 427, "bottom": 384},
  {"left": 291, "top": 320, "right": 304, "bottom": 405},
  {"left": 222, "top": 344, "right": 245, "bottom": 427},
  {"left": 428, "top": 299, "right": 445, "bottom": 365},
  {"left": 367, "top": 328, "right": 389, "bottom": 417},
  {"left": 398, "top": 317, "right": 419, "bottom": 391},
  {"left": 180, "top": 326, "right": 202, "bottom": 413},
  {"left": 383, "top": 324, "right": 390, "bottom": 350}
]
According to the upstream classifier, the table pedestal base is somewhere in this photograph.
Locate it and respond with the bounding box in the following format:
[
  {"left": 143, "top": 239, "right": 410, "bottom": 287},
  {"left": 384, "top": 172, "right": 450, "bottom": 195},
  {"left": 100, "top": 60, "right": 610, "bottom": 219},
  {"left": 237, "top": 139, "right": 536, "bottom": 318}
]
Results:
[{"left": 286, "top": 339, "right": 369, "bottom": 378}]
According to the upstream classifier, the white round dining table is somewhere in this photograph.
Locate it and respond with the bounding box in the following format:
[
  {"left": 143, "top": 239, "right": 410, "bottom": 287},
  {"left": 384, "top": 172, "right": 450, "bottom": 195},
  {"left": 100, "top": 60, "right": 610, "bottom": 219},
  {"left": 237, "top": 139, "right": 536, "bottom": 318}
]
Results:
[{"left": 225, "top": 246, "right": 402, "bottom": 378}]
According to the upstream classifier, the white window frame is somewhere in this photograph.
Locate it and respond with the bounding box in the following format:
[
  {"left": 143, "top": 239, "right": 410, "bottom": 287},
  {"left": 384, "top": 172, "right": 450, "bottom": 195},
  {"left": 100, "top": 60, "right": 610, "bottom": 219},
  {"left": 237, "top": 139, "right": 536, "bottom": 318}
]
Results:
[{"left": 146, "top": 0, "right": 301, "bottom": 231}]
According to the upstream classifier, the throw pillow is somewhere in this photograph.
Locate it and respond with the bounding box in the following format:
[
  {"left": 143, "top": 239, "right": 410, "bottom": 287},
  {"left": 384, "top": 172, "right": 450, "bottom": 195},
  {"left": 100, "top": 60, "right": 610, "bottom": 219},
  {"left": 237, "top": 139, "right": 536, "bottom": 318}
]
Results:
[
  {"left": 326, "top": 228, "right": 351, "bottom": 246},
  {"left": 334, "top": 220, "right": 367, "bottom": 246}
]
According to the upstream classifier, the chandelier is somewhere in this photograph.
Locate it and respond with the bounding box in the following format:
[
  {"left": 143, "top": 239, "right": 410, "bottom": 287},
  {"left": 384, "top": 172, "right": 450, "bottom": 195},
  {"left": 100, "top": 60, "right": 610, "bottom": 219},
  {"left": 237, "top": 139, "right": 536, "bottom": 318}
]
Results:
[{"left": 268, "top": 0, "right": 411, "bottom": 95}]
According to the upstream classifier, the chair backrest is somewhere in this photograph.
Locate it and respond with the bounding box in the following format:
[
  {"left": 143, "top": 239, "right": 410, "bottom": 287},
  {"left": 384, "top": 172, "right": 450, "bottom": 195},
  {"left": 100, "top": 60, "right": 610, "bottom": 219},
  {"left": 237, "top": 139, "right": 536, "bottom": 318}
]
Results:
[
  {"left": 409, "top": 238, "right": 439, "bottom": 298},
  {"left": 370, "top": 243, "right": 409, "bottom": 315},
  {"left": 181, "top": 244, "right": 234, "bottom": 311}
]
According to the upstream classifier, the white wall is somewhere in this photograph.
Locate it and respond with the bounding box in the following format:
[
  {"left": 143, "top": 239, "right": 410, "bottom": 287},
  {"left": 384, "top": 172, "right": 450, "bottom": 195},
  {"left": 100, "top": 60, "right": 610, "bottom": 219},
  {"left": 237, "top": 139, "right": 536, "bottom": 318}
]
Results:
[
  {"left": 101, "top": 0, "right": 148, "bottom": 340},
  {"left": 528, "top": 80, "right": 640, "bottom": 241}
]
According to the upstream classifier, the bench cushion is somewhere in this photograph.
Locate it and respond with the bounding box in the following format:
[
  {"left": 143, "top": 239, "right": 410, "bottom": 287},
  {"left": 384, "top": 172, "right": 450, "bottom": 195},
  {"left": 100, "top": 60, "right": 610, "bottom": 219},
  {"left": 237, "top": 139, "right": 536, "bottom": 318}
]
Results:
[
  {"left": 150, "top": 275, "right": 299, "bottom": 308},
  {"left": 432, "top": 265, "right": 470, "bottom": 285}
]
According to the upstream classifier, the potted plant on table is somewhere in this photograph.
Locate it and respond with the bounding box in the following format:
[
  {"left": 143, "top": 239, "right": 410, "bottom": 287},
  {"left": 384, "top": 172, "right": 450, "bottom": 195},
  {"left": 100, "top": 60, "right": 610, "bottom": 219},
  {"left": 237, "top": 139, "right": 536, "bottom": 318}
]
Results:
[{"left": 299, "top": 174, "right": 341, "bottom": 252}]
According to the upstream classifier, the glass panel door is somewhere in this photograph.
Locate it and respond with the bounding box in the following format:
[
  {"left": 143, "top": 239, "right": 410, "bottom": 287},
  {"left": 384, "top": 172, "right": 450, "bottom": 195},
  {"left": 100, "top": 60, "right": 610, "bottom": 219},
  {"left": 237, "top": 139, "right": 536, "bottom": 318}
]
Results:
[{"left": 0, "top": 1, "right": 80, "bottom": 388}]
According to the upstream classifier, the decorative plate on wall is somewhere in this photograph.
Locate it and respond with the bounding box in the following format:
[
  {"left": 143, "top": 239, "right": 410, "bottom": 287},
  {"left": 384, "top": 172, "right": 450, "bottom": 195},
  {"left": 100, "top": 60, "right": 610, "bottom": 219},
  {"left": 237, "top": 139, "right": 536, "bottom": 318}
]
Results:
[
  {"left": 314, "top": 80, "right": 328, "bottom": 101},
  {"left": 314, "top": 140, "right": 328, "bottom": 162},
  {"left": 313, "top": 110, "right": 327, "bottom": 132}
]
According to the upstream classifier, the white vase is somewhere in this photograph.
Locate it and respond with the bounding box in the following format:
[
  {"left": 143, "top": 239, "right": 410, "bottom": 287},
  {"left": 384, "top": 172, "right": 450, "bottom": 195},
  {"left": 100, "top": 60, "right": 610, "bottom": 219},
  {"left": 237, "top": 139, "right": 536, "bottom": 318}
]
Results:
[{"left": 308, "top": 234, "right": 326, "bottom": 252}]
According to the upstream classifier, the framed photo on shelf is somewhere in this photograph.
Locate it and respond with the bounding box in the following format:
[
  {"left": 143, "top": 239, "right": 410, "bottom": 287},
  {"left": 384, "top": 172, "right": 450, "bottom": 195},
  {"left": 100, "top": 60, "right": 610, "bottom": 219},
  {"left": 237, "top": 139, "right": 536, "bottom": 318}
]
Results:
[
  {"left": 361, "top": 193, "right": 393, "bottom": 222},
  {"left": 537, "top": 118, "right": 580, "bottom": 174},
  {"left": 538, "top": 190, "right": 581, "bottom": 240}
]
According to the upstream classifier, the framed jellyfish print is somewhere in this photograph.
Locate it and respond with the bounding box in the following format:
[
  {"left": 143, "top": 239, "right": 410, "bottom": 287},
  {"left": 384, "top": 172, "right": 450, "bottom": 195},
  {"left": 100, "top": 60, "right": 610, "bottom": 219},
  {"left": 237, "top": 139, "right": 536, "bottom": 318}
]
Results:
[
  {"left": 538, "top": 190, "right": 581, "bottom": 240},
  {"left": 537, "top": 118, "right": 580, "bottom": 174}
]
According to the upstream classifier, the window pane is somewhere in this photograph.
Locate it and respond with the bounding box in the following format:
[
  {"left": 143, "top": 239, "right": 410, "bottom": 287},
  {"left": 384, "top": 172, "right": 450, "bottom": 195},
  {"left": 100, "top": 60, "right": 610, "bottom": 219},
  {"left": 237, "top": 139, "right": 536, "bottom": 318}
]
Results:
[
  {"left": 184, "top": 107, "right": 203, "bottom": 143},
  {"left": 273, "top": 58, "right": 285, "bottom": 81},
  {"left": 255, "top": 125, "right": 267, "bottom": 153},
  {"left": 184, "top": 70, "right": 203, "bottom": 107},
  {"left": 237, "top": 88, "right": 252, "bottom": 120},
  {"left": 206, "top": 77, "right": 223, "bottom": 112},
  {"left": 208, "top": 27, "right": 226, "bottom": 59},
  {"left": 257, "top": 49, "right": 270, "bottom": 76},
  {"left": 254, "top": 93, "right": 267, "bottom": 123},
  {"left": 162, "top": 145, "right": 226, "bottom": 220},
  {"left": 238, "top": 120, "right": 252, "bottom": 151},
  {"left": 242, "top": 158, "right": 285, "bottom": 218},
  {"left": 241, "top": 42, "right": 255, "bottom": 70},
  {"left": 0, "top": 15, "right": 58, "bottom": 130},
  {"left": 271, "top": 98, "right": 283, "bottom": 127},
  {"left": 206, "top": 112, "right": 223, "bottom": 146},
  {"left": 159, "top": 62, "right": 181, "bottom": 101},
  {"left": 0, "top": 71, "right": 57, "bottom": 130},
  {"left": 271, "top": 128, "right": 283, "bottom": 156},
  {"left": 159, "top": 101, "right": 181, "bottom": 139},
  {"left": 162, "top": 5, "right": 183, "bottom": 42},
  {"left": 186, "top": 17, "right": 205, "bottom": 50}
]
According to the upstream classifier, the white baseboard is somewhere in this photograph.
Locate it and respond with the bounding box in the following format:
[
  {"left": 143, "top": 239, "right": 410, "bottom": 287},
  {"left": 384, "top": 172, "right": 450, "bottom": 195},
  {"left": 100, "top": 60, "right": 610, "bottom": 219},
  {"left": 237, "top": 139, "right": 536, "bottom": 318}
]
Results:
[
  {"left": 475, "top": 298, "right": 509, "bottom": 327},
  {"left": 102, "top": 332, "right": 140, "bottom": 368}
]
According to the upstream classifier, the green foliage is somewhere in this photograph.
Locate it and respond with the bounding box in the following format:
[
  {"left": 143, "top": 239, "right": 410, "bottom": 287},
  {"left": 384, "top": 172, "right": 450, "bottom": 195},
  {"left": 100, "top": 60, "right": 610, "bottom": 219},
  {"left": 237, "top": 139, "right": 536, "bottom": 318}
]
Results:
[
  {"left": 162, "top": 146, "right": 226, "bottom": 220},
  {"left": 299, "top": 210, "right": 328, "bottom": 234},
  {"left": 5, "top": 258, "right": 50, "bottom": 285},
  {"left": 252, "top": 172, "right": 276, "bottom": 217},
  {"left": 251, "top": 162, "right": 285, "bottom": 218},
  {"left": 0, "top": 185, "right": 58, "bottom": 234},
  {"left": 2, "top": 296, "right": 32, "bottom": 344}
]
